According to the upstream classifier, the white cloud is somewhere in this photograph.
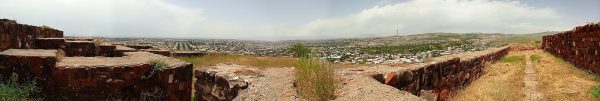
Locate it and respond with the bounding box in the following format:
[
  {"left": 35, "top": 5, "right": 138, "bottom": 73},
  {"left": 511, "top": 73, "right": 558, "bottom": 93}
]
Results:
[
  {"left": 290, "top": 0, "right": 569, "bottom": 38},
  {"left": 0, "top": 0, "right": 577, "bottom": 40},
  {"left": 0, "top": 0, "right": 204, "bottom": 37}
]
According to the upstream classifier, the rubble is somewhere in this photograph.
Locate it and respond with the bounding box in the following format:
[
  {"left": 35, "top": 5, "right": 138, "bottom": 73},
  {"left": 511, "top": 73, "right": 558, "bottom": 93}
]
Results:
[
  {"left": 194, "top": 69, "right": 248, "bottom": 101},
  {"left": 543, "top": 23, "right": 600, "bottom": 74}
]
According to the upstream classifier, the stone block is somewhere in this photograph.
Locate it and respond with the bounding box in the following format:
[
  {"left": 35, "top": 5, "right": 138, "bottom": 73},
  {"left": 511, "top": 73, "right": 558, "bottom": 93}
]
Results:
[
  {"left": 64, "top": 40, "right": 96, "bottom": 57},
  {"left": 96, "top": 44, "right": 119, "bottom": 57},
  {"left": 35, "top": 38, "right": 65, "bottom": 49}
]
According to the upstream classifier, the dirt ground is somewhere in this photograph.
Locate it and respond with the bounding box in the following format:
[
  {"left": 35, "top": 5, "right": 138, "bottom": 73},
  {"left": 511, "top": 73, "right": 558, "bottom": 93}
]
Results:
[{"left": 452, "top": 50, "right": 599, "bottom": 101}]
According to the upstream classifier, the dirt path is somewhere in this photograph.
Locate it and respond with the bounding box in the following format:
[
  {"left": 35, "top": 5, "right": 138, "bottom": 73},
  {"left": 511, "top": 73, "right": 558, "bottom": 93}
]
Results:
[
  {"left": 453, "top": 50, "right": 599, "bottom": 101},
  {"left": 523, "top": 53, "right": 544, "bottom": 100}
]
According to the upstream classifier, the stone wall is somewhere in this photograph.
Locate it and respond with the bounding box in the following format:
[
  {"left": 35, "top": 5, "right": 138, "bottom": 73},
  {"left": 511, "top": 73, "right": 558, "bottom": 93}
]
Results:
[
  {"left": 542, "top": 23, "right": 600, "bottom": 73},
  {"left": 145, "top": 49, "right": 172, "bottom": 57},
  {"left": 126, "top": 45, "right": 154, "bottom": 50},
  {"left": 96, "top": 44, "right": 120, "bottom": 57},
  {"left": 172, "top": 52, "right": 207, "bottom": 57},
  {"left": 382, "top": 47, "right": 509, "bottom": 101},
  {"left": 64, "top": 41, "right": 97, "bottom": 57},
  {"left": 0, "top": 49, "right": 58, "bottom": 84},
  {"left": 0, "top": 50, "right": 193, "bottom": 101},
  {"left": 35, "top": 38, "right": 65, "bottom": 49},
  {"left": 0, "top": 19, "right": 63, "bottom": 51},
  {"left": 46, "top": 64, "right": 193, "bottom": 100}
]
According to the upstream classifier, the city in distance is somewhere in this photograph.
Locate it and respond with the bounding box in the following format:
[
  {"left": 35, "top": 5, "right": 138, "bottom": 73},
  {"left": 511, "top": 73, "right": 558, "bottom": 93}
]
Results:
[{"left": 0, "top": 0, "right": 599, "bottom": 101}]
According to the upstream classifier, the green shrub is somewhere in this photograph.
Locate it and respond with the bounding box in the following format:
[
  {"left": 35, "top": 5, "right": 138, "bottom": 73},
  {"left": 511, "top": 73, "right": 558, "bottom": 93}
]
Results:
[
  {"left": 592, "top": 86, "right": 600, "bottom": 100},
  {"left": 0, "top": 81, "right": 39, "bottom": 101},
  {"left": 150, "top": 59, "right": 168, "bottom": 72},
  {"left": 293, "top": 43, "right": 336, "bottom": 101},
  {"left": 500, "top": 55, "right": 524, "bottom": 63},
  {"left": 289, "top": 43, "right": 311, "bottom": 58},
  {"left": 530, "top": 54, "right": 541, "bottom": 61}
]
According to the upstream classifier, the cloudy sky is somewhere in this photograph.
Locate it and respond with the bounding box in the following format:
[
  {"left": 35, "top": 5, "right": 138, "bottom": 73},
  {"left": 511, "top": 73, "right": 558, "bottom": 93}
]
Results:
[{"left": 1, "top": 0, "right": 598, "bottom": 40}]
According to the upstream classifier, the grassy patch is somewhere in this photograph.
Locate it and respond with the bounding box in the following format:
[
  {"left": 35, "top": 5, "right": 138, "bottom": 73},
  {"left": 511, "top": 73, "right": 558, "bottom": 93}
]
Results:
[
  {"left": 292, "top": 43, "right": 336, "bottom": 101},
  {"left": 0, "top": 81, "right": 39, "bottom": 101},
  {"left": 500, "top": 55, "right": 524, "bottom": 63},
  {"left": 592, "top": 86, "right": 600, "bottom": 100},
  {"left": 150, "top": 59, "right": 168, "bottom": 71},
  {"left": 176, "top": 54, "right": 297, "bottom": 68},
  {"left": 530, "top": 54, "right": 541, "bottom": 61}
]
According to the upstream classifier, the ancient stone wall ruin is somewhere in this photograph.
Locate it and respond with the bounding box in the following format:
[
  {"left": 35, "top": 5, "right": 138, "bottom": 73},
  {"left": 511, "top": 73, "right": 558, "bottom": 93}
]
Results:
[
  {"left": 0, "top": 19, "right": 193, "bottom": 100},
  {"left": 0, "top": 19, "right": 63, "bottom": 50},
  {"left": 0, "top": 50, "right": 193, "bottom": 100},
  {"left": 382, "top": 47, "right": 509, "bottom": 101},
  {"left": 191, "top": 47, "right": 510, "bottom": 101},
  {"left": 172, "top": 52, "right": 207, "bottom": 57},
  {"left": 542, "top": 23, "right": 600, "bottom": 73}
]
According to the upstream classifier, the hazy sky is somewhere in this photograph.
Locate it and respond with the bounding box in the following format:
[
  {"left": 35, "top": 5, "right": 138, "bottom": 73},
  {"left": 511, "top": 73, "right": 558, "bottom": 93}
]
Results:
[{"left": 1, "top": 0, "right": 598, "bottom": 40}]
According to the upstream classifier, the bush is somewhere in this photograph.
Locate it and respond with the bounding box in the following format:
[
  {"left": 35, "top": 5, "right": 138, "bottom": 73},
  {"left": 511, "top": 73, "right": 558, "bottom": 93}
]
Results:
[
  {"left": 295, "top": 57, "right": 336, "bottom": 101},
  {"left": 150, "top": 59, "right": 168, "bottom": 72},
  {"left": 0, "top": 81, "right": 39, "bottom": 100},
  {"left": 293, "top": 43, "right": 336, "bottom": 101},
  {"left": 592, "top": 86, "right": 600, "bottom": 100},
  {"left": 289, "top": 43, "right": 311, "bottom": 58}
]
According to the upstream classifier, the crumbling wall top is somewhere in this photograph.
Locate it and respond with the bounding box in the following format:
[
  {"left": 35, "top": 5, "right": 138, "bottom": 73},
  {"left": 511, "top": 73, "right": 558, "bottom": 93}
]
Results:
[
  {"left": 115, "top": 45, "right": 136, "bottom": 51},
  {"left": 0, "top": 49, "right": 58, "bottom": 57},
  {"left": 56, "top": 51, "right": 188, "bottom": 68}
]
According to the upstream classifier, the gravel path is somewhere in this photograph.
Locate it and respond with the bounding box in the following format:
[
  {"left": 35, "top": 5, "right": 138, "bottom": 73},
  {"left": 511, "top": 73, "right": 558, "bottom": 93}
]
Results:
[
  {"left": 234, "top": 68, "right": 301, "bottom": 101},
  {"left": 523, "top": 53, "right": 544, "bottom": 101}
]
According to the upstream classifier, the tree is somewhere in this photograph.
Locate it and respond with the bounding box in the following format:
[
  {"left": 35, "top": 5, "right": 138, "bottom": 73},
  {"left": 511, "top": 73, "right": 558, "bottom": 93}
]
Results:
[{"left": 289, "top": 43, "right": 310, "bottom": 58}]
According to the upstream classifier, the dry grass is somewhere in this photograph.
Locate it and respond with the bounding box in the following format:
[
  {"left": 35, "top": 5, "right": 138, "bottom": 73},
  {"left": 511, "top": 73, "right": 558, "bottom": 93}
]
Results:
[
  {"left": 176, "top": 53, "right": 376, "bottom": 69},
  {"left": 176, "top": 54, "right": 297, "bottom": 68},
  {"left": 532, "top": 50, "right": 599, "bottom": 101},
  {"left": 294, "top": 57, "right": 336, "bottom": 101},
  {"left": 452, "top": 51, "right": 527, "bottom": 101}
]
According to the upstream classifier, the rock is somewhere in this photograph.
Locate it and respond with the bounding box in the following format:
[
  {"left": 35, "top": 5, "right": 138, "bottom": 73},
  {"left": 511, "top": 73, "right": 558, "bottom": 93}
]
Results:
[
  {"left": 384, "top": 72, "right": 398, "bottom": 86},
  {"left": 419, "top": 90, "right": 438, "bottom": 101}
]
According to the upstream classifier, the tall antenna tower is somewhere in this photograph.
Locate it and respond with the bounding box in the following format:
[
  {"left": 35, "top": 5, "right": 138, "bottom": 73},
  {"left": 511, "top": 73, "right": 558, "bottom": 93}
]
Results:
[{"left": 396, "top": 27, "right": 399, "bottom": 36}]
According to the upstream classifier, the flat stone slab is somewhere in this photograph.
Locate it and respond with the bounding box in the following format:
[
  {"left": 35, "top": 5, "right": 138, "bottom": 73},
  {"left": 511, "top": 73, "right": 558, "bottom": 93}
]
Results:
[
  {"left": 57, "top": 51, "right": 187, "bottom": 68},
  {"left": 115, "top": 45, "right": 136, "bottom": 51},
  {"left": 0, "top": 49, "right": 58, "bottom": 57}
]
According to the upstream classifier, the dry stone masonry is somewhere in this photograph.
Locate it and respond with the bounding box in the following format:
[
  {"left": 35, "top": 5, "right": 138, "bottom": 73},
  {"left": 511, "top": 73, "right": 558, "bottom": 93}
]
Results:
[
  {"left": 0, "top": 19, "right": 192, "bottom": 101},
  {"left": 192, "top": 47, "right": 509, "bottom": 101},
  {"left": 381, "top": 46, "right": 509, "bottom": 101},
  {"left": 543, "top": 23, "right": 600, "bottom": 74},
  {"left": 0, "top": 19, "right": 63, "bottom": 50}
]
